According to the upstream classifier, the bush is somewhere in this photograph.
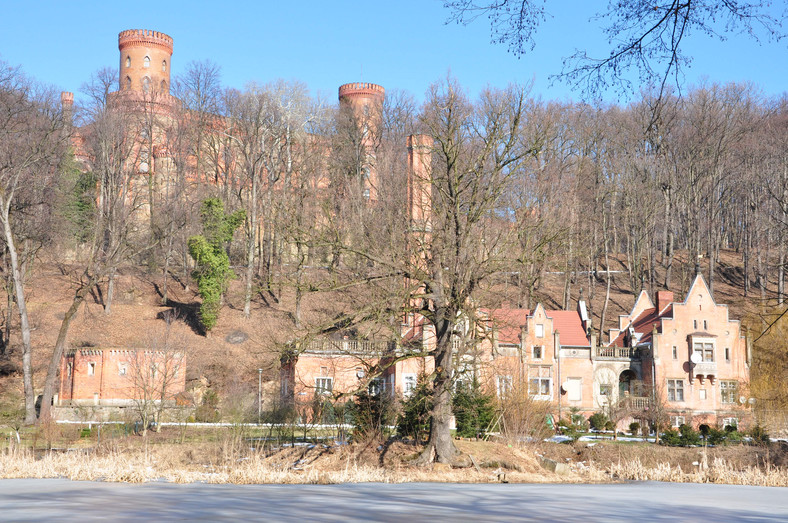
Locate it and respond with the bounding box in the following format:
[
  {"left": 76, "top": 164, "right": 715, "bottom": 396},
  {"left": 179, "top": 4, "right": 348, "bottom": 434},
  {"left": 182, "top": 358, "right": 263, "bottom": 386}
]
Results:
[
  {"left": 629, "top": 422, "right": 641, "bottom": 435},
  {"left": 588, "top": 412, "right": 608, "bottom": 431},
  {"left": 396, "top": 378, "right": 432, "bottom": 442},
  {"left": 348, "top": 391, "right": 395, "bottom": 439},
  {"left": 749, "top": 425, "right": 770, "bottom": 445},
  {"left": 453, "top": 380, "right": 497, "bottom": 438},
  {"left": 660, "top": 429, "right": 681, "bottom": 446},
  {"left": 706, "top": 427, "right": 727, "bottom": 445},
  {"left": 678, "top": 424, "right": 701, "bottom": 446},
  {"left": 194, "top": 390, "right": 220, "bottom": 422}
]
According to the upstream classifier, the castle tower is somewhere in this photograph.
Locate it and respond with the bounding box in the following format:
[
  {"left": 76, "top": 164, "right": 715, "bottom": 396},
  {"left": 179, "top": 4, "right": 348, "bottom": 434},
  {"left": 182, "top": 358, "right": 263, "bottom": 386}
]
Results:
[
  {"left": 118, "top": 29, "right": 173, "bottom": 95},
  {"left": 60, "top": 91, "right": 74, "bottom": 126},
  {"left": 407, "top": 134, "right": 432, "bottom": 233},
  {"left": 338, "top": 82, "right": 385, "bottom": 201}
]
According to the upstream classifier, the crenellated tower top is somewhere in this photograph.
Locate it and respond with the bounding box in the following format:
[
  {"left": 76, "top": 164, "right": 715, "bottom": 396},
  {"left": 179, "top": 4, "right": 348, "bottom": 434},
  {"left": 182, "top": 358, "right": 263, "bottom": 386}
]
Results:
[
  {"left": 118, "top": 29, "right": 173, "bottom": 54},
  {"left": 338, "top": 82, "right": 385, "bottom": 102},
  {"left": 117, "top": 29, "right": 173, "bottom": 95}
]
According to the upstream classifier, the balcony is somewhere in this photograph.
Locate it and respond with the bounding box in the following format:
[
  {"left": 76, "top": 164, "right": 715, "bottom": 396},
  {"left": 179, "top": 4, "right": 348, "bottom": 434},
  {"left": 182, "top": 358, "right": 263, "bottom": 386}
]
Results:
[
  {"left": 303, "top": 339, "right": 397, "bottom": 355},
  {"left": 595, "top": 346, "right": 642, "bottom": 360}
]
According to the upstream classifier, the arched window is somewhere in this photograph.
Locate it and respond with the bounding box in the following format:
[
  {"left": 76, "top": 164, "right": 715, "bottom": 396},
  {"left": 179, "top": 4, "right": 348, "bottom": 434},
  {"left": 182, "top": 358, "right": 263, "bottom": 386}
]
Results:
[
  {"left": 162, "top": 60, "right": 167, "bottom": 72},
  {"left": 160, "top": 80, "right": 167, "bottom": 92},
  {"left": 125, "top": 56, "right": 131, "bottom": 68},
  {"left": 125, "top": 76, "right": 131, "bottom": 89},
  {"left": 143, "top": 56, "right": 150, "bottom": 68},
  {"left": 142, "top": 76, "right": 150, "bottom": 93}
]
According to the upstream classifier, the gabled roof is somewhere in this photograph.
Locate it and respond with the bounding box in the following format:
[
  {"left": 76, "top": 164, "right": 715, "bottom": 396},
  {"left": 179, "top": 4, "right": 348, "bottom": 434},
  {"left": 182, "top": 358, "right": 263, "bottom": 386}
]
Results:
[
  {"left": 549, "top": 310, "right": 591, "bottom": 347},
  {"left": 489, "top": 307, "right": 589, "bottom": 347},
  {"left": 610, "top": 306, "right": 663, "bottom": 347},
  {"left": 489, "top": 308, "right": 530, "bottom": 345}
]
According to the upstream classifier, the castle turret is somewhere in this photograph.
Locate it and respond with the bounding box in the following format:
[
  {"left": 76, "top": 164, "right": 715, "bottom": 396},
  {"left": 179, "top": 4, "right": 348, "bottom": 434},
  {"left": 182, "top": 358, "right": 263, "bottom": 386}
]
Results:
[
  {"left": 118, "top": 29, "right": 173, "bottom": 95},
  {"left": 60, "top": 91, "right": 74, "bottom": 125},
  {"left": 338, "top": 82, "right": 385, "bottom": 201}
]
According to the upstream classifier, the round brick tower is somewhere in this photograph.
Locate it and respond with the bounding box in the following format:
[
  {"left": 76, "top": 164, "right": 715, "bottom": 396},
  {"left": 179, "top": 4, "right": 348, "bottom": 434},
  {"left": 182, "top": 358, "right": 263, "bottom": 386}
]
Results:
[
  {"left": 118, "top": 29, "right": 173, "bottom": 95},
  {"left": 338, "top": 82, "right": 385, "bottom": 110},
  {"left": 338, "top": 83, "right": 385, "bottom": 201}
]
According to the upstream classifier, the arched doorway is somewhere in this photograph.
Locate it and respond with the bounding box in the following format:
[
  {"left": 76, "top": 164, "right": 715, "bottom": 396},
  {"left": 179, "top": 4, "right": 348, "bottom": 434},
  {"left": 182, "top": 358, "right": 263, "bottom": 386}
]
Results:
[{"left": 619, "top": 369, "right": 637, "bottom": 396}]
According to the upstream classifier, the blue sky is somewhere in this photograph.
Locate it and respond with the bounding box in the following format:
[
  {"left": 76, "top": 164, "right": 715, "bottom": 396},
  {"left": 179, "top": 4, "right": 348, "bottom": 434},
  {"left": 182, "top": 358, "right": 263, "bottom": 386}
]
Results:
[{"left": 1, "top": 1, "right": 785, "bottom": 106}]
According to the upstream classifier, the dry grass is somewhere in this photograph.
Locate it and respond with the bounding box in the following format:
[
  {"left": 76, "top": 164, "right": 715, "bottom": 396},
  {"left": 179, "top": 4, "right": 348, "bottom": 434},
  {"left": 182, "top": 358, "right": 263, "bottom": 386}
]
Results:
[
  {"left": 597, "top": 456, "right": 788, "bottom": 487},
  {"left": 2, "top": 436, "right": 786, "bottom": 486},
  {"left": 0, "top": 438, "right": 584, "bottom": 485}
]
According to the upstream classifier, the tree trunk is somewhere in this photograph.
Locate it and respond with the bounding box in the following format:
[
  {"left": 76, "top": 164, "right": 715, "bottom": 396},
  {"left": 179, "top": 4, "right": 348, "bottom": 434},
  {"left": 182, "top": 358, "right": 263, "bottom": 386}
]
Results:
[
  {"left": 2, "top": 212, "right": 36, "bottom": 423},
  {"left": 244, "top": 175, "right": 258, "bottom": 318},
  {"left": 104, "top": 267, "right": 115, "bottom": 315},
  {"left": 416, "top": 316, "right": 461, "bottom": 465},
  {"left": 38, "top": 285, "right": 91, "bottom": 421}
]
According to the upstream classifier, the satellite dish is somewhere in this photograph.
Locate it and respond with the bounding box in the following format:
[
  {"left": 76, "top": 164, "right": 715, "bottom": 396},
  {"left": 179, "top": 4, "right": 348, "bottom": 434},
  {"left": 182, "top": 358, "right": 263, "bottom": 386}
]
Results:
[
  {"left": 356, "top": 369, "right": 365, "bottom": 379},
  {"left": 561, "top": 381, "right": 570, "bottom": 392},
  {"left": 739, "top": 396, "right": 747, "bottom": 404},
  {"left": 690, "top": 352, "right": 702, "bottom": 365}
]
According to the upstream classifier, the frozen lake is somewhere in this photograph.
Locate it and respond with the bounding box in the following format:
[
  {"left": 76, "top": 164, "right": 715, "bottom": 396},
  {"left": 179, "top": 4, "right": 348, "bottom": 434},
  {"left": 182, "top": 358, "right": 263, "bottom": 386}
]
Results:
[{"left": 1, "top": 479, "right": 786, "bottom": 521}]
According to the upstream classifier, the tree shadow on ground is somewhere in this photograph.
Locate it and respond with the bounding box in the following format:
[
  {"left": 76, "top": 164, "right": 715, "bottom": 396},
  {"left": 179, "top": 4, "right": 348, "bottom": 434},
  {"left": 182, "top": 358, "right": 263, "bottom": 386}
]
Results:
[{"left": 157, "top": 299, "right": 205, "bottom": 336}]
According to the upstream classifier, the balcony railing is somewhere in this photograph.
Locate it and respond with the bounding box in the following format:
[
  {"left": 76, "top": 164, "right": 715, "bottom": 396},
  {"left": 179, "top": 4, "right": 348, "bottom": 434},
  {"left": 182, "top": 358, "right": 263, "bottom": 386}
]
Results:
[
  {"left": 303, "top": 339, "right": 396, "bottom": 355},
  {"left": 595, "top": 346, "right": 642, "bottom": 360},
  {"left": 625, "top": 396, "right": 650, "bottom": 409},
  {"left": 693, "top": 361, "right": 717, "bottom": 375}
]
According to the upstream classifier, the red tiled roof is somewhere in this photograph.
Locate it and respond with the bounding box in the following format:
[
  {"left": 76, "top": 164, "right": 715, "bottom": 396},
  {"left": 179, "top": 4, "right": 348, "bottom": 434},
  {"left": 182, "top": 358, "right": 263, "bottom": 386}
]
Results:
[
  {"left": 610, "top": 304, "right": 672, "bottom": 347},
  {"left": 490, "top": 309, "right": 530, "bottom": 344},
  {"left": 489, "top": 308, "right": 589, "bottom": 347},
  {"left": 549, "top": 310, "right": 590, "bottom": 347}
]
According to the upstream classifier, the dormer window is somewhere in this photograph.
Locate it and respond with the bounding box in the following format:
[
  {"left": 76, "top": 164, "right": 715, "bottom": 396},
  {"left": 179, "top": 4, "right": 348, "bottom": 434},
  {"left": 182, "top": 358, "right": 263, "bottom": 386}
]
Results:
[
  {"left": 125, "top": 56, "right": 131, "bottom": 68},
  {"left": 143, "top": 56, "right": 150, "bottom": 68}
]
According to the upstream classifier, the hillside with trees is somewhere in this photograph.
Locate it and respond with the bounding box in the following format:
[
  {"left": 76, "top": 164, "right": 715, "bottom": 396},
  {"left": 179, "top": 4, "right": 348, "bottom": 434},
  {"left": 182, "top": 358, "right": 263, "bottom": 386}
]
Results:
[{"left": 0, "top": 57, "right": 786, "bottom": 441}]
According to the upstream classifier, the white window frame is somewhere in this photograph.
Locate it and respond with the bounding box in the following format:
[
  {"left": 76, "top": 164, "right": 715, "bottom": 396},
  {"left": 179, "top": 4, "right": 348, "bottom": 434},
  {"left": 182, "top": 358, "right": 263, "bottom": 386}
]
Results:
[
  {"left": 671, "top": 415, "right": 685, "bottom": 428},
  {"left": 692, "top": 339, "right": 715, "bottom": 362},
  {"left": 667, "top": 379, "right": 684, "bottom": 402},
  {"left": 528, "top": 365, "right": 552, "bottom": 399},
  {"left": 87, "top": 362, "right": 96, "bottom": 376},
  {"left": 403, "top": 373, "right": 417, "bottom": 397},
  {"left": 532, "top": 345, "right": 543, "bottom": 360},
  {"left": 315, "top": 377, "right": 333, "bottom": 395},
  {"left": 119, "top": 363, "right": 127, "bottom": 376},
  {"left": 720, "top": 380, "right": 737, "bottom": 404},
  {"left": 496, "top": 375, "right": 513, "bottom": 398},
  {"left": 722, "top": 417, "right": 738, "bottom": 429},
  {"left": 535, "top": 324, "right": 544, "bottom": 338}
]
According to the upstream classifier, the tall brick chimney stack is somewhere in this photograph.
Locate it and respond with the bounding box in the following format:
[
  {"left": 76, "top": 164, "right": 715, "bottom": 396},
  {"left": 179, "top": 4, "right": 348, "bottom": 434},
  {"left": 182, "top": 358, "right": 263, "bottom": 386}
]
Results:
[
  {"left": 656, "top": 290, "right": 674, "bottom": 312},
  {"left": 407, "top": 134, "right": 432, "bottom": 232}
]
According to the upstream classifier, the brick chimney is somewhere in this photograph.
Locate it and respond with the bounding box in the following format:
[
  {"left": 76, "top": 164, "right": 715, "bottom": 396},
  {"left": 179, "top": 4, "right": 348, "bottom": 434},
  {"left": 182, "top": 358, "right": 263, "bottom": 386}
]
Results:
[{"left": 656, "top": 290, "right": 674, "bottom": 312}]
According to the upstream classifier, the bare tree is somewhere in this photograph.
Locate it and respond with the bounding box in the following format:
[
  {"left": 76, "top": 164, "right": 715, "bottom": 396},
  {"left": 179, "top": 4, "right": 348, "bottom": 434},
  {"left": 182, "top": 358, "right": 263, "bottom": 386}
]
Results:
[
  {"left": 38, "top": 70, "right": 157, "bottom": 421},
  {"left": 126, "top": 316, "right": 186, "bottom": 436},
  {"left": 0, "top": 62, "right": 68, "bottom": 422},
  {"left": 444, "top": 1, "right": 784, "bottom": 101}
]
